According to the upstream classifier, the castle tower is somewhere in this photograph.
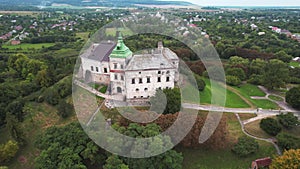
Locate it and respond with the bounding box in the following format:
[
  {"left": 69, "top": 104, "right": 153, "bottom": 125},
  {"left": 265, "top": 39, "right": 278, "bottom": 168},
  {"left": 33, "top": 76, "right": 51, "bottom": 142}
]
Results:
[{"left": 109, "top": 32, "right": 132, "bottom": 99}]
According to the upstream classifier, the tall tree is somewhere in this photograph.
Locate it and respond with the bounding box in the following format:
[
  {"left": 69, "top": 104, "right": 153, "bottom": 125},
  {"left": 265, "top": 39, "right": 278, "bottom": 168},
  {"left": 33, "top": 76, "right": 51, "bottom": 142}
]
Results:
[
  {"left": 5, "top": 113, "right": 25, "bottom": 145},
  {"left": 270, "top": 149, "right": 300, "bottom": 169},
  {"left": 263, "top": 59, "right": 289, "bottom": 89},
  {"left": 286, "top": 87, "right": 300, "bottom": 109}
]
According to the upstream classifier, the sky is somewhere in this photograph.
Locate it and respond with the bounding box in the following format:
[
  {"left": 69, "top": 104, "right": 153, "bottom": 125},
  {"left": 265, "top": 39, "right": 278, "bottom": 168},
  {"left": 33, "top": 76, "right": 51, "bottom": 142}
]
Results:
[{"left": 179, "top": 0, "right": 300, "bottom": 6}]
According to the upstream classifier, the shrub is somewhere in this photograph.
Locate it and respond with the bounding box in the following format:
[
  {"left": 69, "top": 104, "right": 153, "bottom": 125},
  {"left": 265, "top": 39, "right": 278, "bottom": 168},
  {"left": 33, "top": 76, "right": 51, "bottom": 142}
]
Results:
[
  {"left": 232, "top": 136, "right": 259, "bottom": 157},
  {"left": 260, "top": 118, "right": 282, "bottom": 136},
  {"left": 277, "top": 112, "right": 299, "bottom": 129},
  {"left": 57, "top": 100, "right": 74, "bottom": 118},
  {"left": 286, "top": 87, "right": 300, "bottom": 109},
  {"left": 226, "top": 75, "right": 241, "bottom": 86},
  {"left": 277, "top": 133, "right": 300, "bottom": 151}
]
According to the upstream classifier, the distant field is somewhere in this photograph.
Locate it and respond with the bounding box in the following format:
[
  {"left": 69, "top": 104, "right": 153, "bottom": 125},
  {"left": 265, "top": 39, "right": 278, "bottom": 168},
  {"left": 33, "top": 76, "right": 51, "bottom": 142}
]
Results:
[
  {"left": 199, "top": 78, "right": 250, "bottom": 108},
  {"left": 106, "top": 27, "right": 133, "bottom": 37},
  {"left": 76, "top": 32, "right": 90, "bottom": 41},
  {"left": 0, "top": 11, "right": 41, "bottom": 16},
  {"left": 3, "top": 43, "right": 55, "bottom": 50},
  {"left": 290, "top": 61, "right": 300, "bottom": 68}
]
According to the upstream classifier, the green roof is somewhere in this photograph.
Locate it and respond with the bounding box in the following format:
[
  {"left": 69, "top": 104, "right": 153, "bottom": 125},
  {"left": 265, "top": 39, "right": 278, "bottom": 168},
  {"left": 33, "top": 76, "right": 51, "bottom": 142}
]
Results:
[{"left": 110, "top": 34, "right": 132, "bottom": 58}]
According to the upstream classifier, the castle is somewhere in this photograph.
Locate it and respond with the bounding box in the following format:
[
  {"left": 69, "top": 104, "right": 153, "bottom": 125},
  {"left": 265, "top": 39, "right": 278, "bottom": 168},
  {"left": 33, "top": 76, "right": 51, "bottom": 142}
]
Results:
[{"left": 80, "top": 34, "right": 179, "bottom": 101}]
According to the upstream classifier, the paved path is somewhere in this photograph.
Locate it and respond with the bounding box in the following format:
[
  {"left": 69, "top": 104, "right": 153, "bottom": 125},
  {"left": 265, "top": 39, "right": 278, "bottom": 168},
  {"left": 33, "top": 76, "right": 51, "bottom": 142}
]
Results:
[
  {"left": 235, "top": 113, "right": 282, "bottom": 155},
  {"left": 75, "top": 81, "right": 297, "bottom": 155}
]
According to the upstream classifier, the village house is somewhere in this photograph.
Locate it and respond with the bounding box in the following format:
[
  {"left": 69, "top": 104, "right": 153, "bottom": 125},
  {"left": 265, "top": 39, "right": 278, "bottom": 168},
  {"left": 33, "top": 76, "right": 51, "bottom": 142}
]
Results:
[
  {"left": 11, "top": 40, "right": 21, "bottom": 45},
  {"left": 80, "top": 33, "right": 179, "bottom": 101},
  {"left": 251, "top": 157, "right": 272, "bottom": 169}
]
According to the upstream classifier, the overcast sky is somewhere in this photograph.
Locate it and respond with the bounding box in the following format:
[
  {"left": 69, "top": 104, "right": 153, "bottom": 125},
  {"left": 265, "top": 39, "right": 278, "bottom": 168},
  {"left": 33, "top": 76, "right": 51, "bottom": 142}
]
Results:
[{"left": 180, "top": 0, "right": 300, "bottom": 6}]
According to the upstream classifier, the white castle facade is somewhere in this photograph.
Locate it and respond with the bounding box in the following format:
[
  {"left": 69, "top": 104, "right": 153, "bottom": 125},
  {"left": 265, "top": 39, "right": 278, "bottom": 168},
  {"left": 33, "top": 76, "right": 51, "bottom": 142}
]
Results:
[{"left": 80, "top": 34, "right": 179, "bottom": 100}]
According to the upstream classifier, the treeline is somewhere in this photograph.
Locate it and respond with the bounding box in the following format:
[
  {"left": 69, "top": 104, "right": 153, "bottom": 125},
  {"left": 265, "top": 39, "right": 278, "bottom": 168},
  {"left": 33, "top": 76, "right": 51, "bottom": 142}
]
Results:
[{"left": 23, "top": 35, "right": 77, "bottom": 44}]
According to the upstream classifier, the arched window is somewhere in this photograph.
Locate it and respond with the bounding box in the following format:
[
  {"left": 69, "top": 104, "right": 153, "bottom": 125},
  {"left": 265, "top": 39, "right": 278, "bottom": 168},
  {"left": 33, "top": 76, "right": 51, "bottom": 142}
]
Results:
[{"left": 117, "top": 87, "right": 122, "bottom": 93}]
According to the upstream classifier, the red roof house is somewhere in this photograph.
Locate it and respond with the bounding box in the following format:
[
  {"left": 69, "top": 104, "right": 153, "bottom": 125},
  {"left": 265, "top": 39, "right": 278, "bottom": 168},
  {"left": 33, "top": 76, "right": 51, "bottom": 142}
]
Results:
[{"left": 251, "top": 157, "right": 272, "bottom": 169}]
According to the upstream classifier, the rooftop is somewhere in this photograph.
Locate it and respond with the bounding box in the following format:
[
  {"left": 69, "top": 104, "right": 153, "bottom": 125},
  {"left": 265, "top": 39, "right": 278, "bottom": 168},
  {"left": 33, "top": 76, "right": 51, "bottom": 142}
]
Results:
[
  {"left": 82, "top": 41, "right": 116, "bottom": 62},
  {"left": 126, "top": 53, "right": 174, "bottom": 71}
]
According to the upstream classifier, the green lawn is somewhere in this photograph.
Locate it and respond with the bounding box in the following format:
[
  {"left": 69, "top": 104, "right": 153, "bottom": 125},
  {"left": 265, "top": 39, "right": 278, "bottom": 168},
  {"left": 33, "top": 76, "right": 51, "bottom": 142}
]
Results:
[
  {"left": 233, "top": 84, "right": 279, "bottom": 109},
  {"left": 268, "top": 95, "right": 284, "bottom": 101},
  {"left": 199, "top": 79, "right": 250, "bottom": 108},
  {"left": 179, "top": 145, "right": 275, "bottom": 169},
  {"left": 233, "top": 84, "right": 265, "bottom": 97},
  {"left": 3, "top": 43, "right": 55, "bottom": 50},
  {"left": 290, "top": 61, "right": 300, "bottom": 68}
]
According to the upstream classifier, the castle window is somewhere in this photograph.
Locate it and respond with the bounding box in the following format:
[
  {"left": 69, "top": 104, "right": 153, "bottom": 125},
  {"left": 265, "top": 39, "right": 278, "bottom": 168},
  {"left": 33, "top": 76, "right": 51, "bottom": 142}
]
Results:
[
  {"left": 166, "top": 71, "right": 170, "bottom": 74},
  {"left": 144, "top": 88, "right": 148, "bottom": 91},
  {"left": 114, "top": 63, "right": 117, "bottom": 69},
  {"left": 141, "top": 96, "right": 144, "bottom": 98},
  {"left": 139, "top": 78, "right": 142, "bottom": 84},
  {"left": 166, "top": 76, "right": 170, "bottom": 82},
  {"left": 91, "top": 66, "right": 94, "bottom": 71},
  {"left": 147, "top": 77, "right": 150, "bottom": 83},
  {"left": 132, "top": 78, "right": 135, "bottom": 84},
  {"left": 134, "top": 96, "right": 137, "bottom": 98},
  {"left": 96, "top": 67, "right": 99, "bottom": 72},
  {"left": 136, "top": 88, "right": 139, "bottom": 91},
  {"left": 114, "top": 74, "right": 118, "bottom": 80},
  {"left": 139, "top": 72, "right": 141, "bottom": 74},
  {"left": 159, "top": 87, "right": 162, "bottom": 90},
  {"left": 121, "top": 75, "right": 124, "bottom": 81},
  {"left": 121, "top": 65, "right": 124, "bottom": 69},
  {"left": 158, "top": 71, "right": 161, "bottom": 74},
  {"left": 157, "top": 77, "right": 161, "bottom": 82},
  {"left": 104, "top": 68, "right": 108, "bottom": 73}
]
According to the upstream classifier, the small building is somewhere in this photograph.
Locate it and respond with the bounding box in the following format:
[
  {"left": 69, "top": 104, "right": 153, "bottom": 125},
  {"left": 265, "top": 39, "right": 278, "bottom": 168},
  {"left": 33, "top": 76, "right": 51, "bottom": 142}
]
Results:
[
  {"left": 293, "top": 57, "right": 300, "bottom": 62},
  {"left": 11, "top": 40, "right": 21, "bottom": 45},
  {"left": 251, "top": 157, "right": 272, "bottom": 169},
  {"left": 258, "top": 32, "right": 265, "bottom": 36}
]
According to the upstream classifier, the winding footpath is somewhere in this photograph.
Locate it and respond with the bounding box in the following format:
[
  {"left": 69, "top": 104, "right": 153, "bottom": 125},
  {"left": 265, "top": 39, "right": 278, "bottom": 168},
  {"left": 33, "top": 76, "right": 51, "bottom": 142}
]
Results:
[
  {"left": 75, "top": 80, "right": 299, "bottom": 155},
  {"left": 235, "top": 113, "right": 282, "bottom": 155}
]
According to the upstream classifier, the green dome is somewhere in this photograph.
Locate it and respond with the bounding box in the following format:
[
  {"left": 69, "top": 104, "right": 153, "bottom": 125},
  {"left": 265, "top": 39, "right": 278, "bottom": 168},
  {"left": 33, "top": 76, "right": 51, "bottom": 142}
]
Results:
[{"left": 110, "top": 34, "right": 132, "bottom": 58}]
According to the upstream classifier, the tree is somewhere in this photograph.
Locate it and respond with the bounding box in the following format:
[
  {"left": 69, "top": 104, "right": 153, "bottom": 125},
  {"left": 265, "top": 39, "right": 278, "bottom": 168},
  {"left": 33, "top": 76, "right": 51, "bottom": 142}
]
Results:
[
  {"left": 5, "top": 99, "right": 25, "bottom": 122},
  {"left": 276, "top": 133, "right": 300, "bottom": 151},
  {"left": 270, "top": 149, "right": 300, "bottom": 169},
  {"left": 263, "top": 59, "right": 289, "bottom": 89},
  {"left": 57, "top": 100, "right": 74, "bottom": 118},
  {"left": 277, "top": 113, "right": 299, "bottom": 129},
  {"left": 44, "top": 87, "right": 60, "bottom": 105},
  {"left": 226, "top": 67, "right": 246, "bottom": 81},
  {"left": 35, "top": 123, "right": 106, "bottom": 169},
  {"left": 228, "top": 56, "right": 249, "bottom": 71},
  {"left": 232, "top": 136, "right": 259, "bottom": 157},
  {"left": 36, "top": 66, "right": 55, "bottom": 88},
  {"left": 195, "top": 75, "right": 206, "bottom": 91},
  {"left": 226, "top": 75, "right": 241, "bottom": 86},
  {"left": 260, "top": 118, "right": 282, "bottom": 136},
  {"left": 0, "top": 140, "right": 19, "bottom": 163},
  {"left": 274, "top": 51, "right": 293, "bottom": 63},
  {"left": 286, "top": 87, "right": 300, "bottom": 109},
  {"left": 249, "top": 58, "right": 266, "bottom": 76},
  {"left": 150, "top": 88, "right": 181, "bottom": 114},
  {"left": 5, "top": 113, "right": 25, "bottom": 145},
  {"left": 103, "top": 155, "right": 129, "bottom": 169},
  {"left": 110, "top": 123, "right": 183, "bottom": 169}
]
